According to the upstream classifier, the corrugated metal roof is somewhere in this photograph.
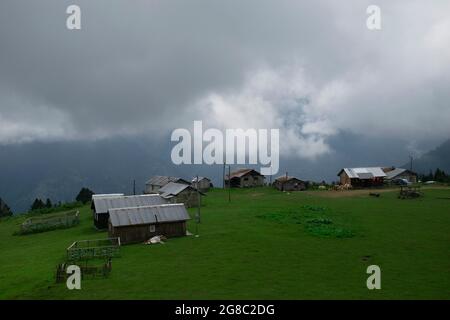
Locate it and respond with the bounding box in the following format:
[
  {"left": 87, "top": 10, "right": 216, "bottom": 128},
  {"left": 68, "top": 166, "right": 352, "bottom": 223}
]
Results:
[
  {"left": 92, "top": 194, "right": 124, "bottom": 200},
  {"left": 93, "top": 194, "right": 167, "bottom": 214},
  {"left": 385, "top": 168, "right": 408, "bottom": 180},
  {"left": 158, "top": 182, "right": 190, "bottom": 197},
  {"left": 225, "top": 169, "right": 263, "bottom": 180},
  {"left": 191, "top": 176, "right": 210, "bottom": 183},
  {"left": 356, "top": 172, "right": 374, "bottom": 179},
  {"left": 340, "top": 167, "right": 387, "bottom": 179},
  {"left": 109, "top": 204, "right": 191, "bottom": 227},
  {"left": 159, "top": 182, "right": 205, "bottom": 199},
  {"left": 274, "top": 176, "right": 304, "bottom": 183},
  {"left": 145, "top": 176, "right": 189, "bottom": 187}
]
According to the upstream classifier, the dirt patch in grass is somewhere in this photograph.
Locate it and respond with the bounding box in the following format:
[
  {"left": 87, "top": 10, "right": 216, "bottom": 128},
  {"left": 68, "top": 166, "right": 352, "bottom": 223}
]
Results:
[
  {"left": 249, "top": 192, "right": 265, "bottom": 197},
  {"left": 303, "top": 189, "right": 398, "bottom": 198},
  {"left": 304, "top": 186, "right": 450, "bottom": 199}
]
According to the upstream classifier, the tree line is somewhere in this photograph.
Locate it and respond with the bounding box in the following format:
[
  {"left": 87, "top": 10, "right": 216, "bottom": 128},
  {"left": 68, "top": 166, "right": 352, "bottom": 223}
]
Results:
[
  {"left": 0, "top": 187, "right": 94, "bottom": 217},
  {"left": 419, "top": 168, "right": 450, "bottom": 183},
  {"left": 0, "top": 198, "right": 12, "bottom": 218}
]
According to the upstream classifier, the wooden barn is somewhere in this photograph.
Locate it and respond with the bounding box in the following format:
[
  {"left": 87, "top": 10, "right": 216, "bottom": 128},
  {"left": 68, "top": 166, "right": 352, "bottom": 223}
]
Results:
[
  {"left": 337, "top": 167, "right": 386, "bottom": 188},
  {"left": 144, "top": 176, "right": 190, "bottom": 194},
  {"left": 273, "top": 176, "right": 306, "bottom": 191},
  {"left": 108, "top": 204, "right": 191, "bottom": 244},
  {"left": 384, "top": 168, "right": 417, "bottom": 183},
  {"left": 191, "top": 176, "right": 212, "bottom": 192},
  {"left": 158, "top": 182, "right": 204, "bottom": 208},
  {"left": 91, "top": 194, "right": 167, "bottom": 229},
  {"left": 225, "top": 169, "right": 265, "bottom": 188}
]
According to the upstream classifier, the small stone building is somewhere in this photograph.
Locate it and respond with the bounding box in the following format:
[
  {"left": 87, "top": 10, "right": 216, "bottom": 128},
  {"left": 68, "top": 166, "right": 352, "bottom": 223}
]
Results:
[
  {"left": 158, "top": 182, "right": 204, "bottom": 208},
  {"left": 273, "top": 176, "right": 306, "bottom": 191},
  {"left": 191, "top": 176, "right": 212, "bottom": 192},
  {"left": 144, "top": 176, "right": 190, "bottom": 194},
  {"left": 108, "top": 204, "right": 191, "bottom": 244},
  {"left": 225, "top": 169, "right": 265, "bottom": 188}
]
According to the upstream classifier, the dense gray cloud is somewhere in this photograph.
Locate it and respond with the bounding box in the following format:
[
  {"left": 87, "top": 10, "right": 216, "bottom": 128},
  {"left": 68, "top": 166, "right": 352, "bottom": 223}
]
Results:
[{"left": 0, "top": 0, "right": 449, "bottom": 158}]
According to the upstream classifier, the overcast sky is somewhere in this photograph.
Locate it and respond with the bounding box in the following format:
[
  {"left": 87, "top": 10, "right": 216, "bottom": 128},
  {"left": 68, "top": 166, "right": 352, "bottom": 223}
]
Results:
[{"left": 1, "top": 0, "right": 449, "bottom": 159}]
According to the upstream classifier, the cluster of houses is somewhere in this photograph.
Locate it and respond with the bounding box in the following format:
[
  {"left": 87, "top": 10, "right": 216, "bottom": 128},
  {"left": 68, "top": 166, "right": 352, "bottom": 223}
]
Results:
[
  {"left": 337, "top": 167, "right": 417, "bottom": 188},
  {"left": 90, "top": 166, "right": 416, "bottom": 244},
  {"left": 90, "top": 175, "right": 213, "bottom": 244},
  {"left": 220, "top": 168, "right": 305, "bottom": 191},
  {"left": 220, "top": 166, "right": 417, "bottom": 190},
  {"left": 144, "top": 175, "right": 212, "bottom": 207},
  {"left": 221, "top": 166, "right": 417, "bottom": 190},
  {"left": 91, "top": 193, "right": 192, "bottom": 244}
]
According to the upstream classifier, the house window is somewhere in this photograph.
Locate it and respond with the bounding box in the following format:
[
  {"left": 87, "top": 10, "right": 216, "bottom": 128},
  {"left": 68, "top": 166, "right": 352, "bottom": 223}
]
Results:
[{"left": 149, "top": 225, "right": 156, "bottom": 232}]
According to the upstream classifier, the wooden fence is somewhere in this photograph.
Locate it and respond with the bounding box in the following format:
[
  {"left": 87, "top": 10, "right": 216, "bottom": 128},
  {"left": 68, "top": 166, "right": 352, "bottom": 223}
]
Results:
[
  {"left": 55, "top": 259, "right": 112, "bottom": 283},
  {"left": 20, "top": 210, "right": 80, "bottom": 235},
  {"left": 67, "top": 237, "right": 121, "bottom": 261},
  {"left": 399, "top": 186, "right": 422, "bottom": 199}
]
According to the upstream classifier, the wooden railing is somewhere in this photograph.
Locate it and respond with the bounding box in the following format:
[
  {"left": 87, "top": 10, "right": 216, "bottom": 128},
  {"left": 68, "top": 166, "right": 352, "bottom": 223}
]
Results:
[{"left": 67, "top": 237, "right": 121, "bottom": 261}]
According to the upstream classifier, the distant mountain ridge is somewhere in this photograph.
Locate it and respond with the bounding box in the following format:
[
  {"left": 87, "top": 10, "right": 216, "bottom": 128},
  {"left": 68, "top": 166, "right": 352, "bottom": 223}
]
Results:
[
  {"left": 406, "top": 139, "right": 450, "bottom": 174},
  {"left": 1, "top": 135, "right": 448, "bottom": 214}
]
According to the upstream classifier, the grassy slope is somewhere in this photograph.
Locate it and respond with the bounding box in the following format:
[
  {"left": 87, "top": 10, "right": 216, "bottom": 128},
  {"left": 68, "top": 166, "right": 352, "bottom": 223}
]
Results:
[{"left": 0, "top": 187, "right": 449, "bottom": 299}]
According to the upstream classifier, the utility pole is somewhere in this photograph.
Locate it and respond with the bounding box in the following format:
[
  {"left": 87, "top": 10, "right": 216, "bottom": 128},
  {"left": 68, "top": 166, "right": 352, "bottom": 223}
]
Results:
[
  {"left": 222, "top": 162, "right": 225, "bottom": 189},
  {"left": 133, "top": 179, "right": 136, "bottom": 195},
  {"left": 195, "top": 175, "right": 201, "bottom": 237},
  {"left": 409, "top": 155, "right": 413, "bottom": 171},
  {"left": 196, "top": 175, "right": 201, "bottom": 224},
  {"left": 228, "top": 165, "right": 231, "bottom": 203}
]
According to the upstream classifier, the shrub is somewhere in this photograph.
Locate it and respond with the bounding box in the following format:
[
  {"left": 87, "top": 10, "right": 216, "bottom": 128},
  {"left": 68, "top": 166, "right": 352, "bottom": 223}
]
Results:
[{"left": 28, "top": 201, "right": 83, "bottom": 215}]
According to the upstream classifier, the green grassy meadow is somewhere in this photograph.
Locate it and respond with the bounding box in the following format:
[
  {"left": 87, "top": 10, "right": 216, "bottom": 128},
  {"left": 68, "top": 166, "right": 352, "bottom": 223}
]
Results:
[{"left": 0, "top": 187, "right": 449, "bottom": 299}]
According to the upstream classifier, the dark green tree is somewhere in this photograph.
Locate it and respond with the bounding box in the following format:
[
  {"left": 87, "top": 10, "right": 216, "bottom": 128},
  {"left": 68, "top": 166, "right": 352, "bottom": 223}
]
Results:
[
  {"left": 0, "top": 198, "right": 13, "bottom": 217},
  {"left": 434, "top": 168, "right": 449, "bottom": 183},
  {"left": 45, "top": 198, "right": 52, "bottom": 208},
  {"left": 76, "top": 187, "right": 94, "bottom": 204},
  {"left": 31, "top": 198, "right": 45, "bottom": 211}
]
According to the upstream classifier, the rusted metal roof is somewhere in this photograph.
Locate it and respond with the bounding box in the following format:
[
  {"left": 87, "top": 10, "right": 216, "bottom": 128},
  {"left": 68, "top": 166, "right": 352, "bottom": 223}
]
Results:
[
  {"left": 109, "top": 204, "right": 191, "bottom": 227},
  {"left": 93, "top": 194, "right": 167, "bottom": 214}
]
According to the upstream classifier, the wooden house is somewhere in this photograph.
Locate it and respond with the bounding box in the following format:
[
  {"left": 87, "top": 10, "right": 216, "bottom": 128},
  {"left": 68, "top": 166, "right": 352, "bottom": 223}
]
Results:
[
  {"left": 158, "top": 182, "right": 204, "bottom": 208},
  {"left": 273, "top": 176, "right": 306, "bottom": 191},
  {"left": 191, "top": 176, "right": 212, "bottom": 192},
  {"left": 144, "top": 176, "right": 190, "bottom": 194},
  {"left": 384, "top": 168, "right": 417, "bottom": 183},
  {"left": 337, "top": 167, "right": 386, "bottom": 188},
  {"left": 225, "top": 169, "right": 265, "bottom": 188},
  {"left": 108, "top": 204, "right": 191, "bottom": 244},
  {"left": 91, "top": 194, "right": 167, "bottom": 229}
]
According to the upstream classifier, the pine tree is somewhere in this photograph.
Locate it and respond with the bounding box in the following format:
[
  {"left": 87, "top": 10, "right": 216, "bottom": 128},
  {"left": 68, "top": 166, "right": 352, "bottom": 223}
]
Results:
[
  {"left": 45, "top": 198, "right": 52, "bottom": 208},
  {"left": 31, "top": 198, "right": 45, "bottom": 211},
  {"left": 0, "top": 198, "right": 13, "bottom": 217},
  {"left": 76, "top": 187, "right": 94, "bottom": 204}
]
